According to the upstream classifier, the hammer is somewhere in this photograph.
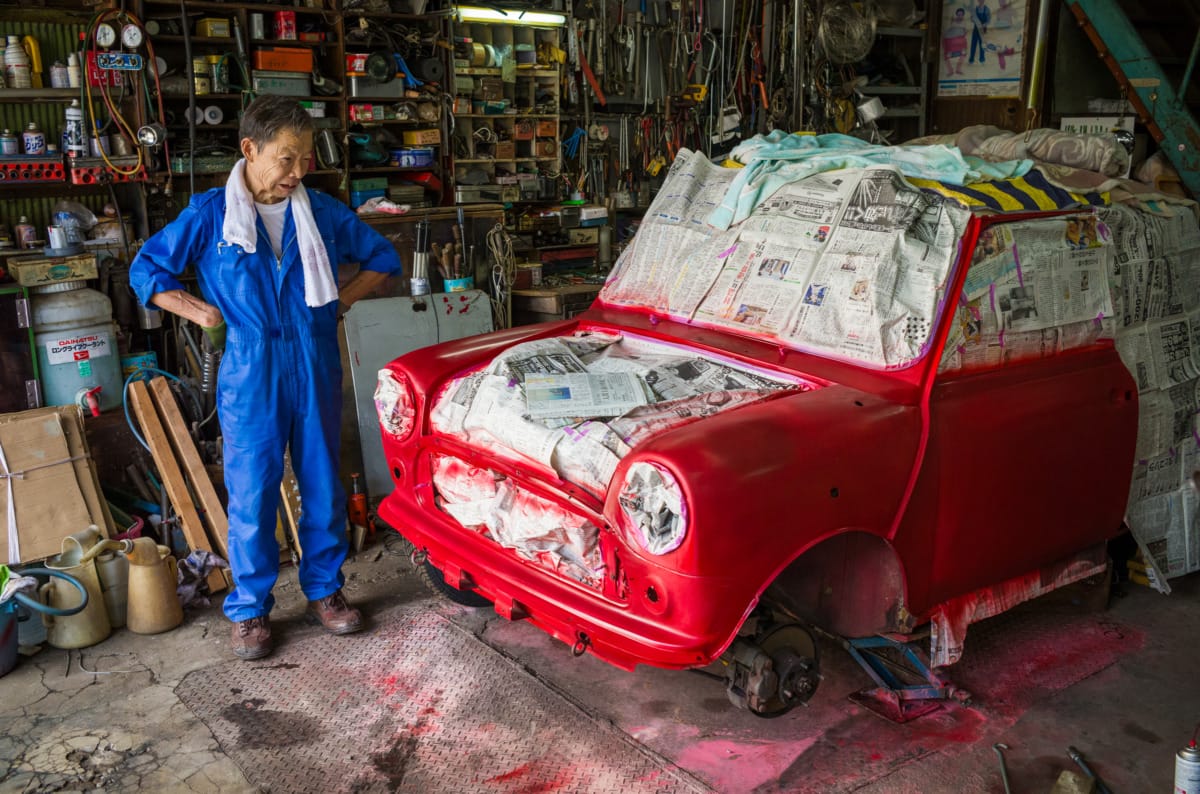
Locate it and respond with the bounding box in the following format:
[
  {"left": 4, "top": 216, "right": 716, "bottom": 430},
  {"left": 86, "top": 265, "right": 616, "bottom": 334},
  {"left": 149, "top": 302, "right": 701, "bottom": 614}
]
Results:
[{"left": 1067, "top": 745, "right": 1113, "bottom": 794}]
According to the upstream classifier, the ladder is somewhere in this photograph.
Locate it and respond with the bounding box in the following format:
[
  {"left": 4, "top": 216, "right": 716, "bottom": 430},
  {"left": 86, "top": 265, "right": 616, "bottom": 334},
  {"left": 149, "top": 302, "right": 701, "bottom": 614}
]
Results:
[{"left": 1064, "top": 0, "right": 1200, "bottom": 198}]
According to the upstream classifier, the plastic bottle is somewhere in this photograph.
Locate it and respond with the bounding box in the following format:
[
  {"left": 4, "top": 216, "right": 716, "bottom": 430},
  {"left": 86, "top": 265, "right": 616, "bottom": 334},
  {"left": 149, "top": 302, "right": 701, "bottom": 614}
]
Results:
[
  {"left": 66, "top": 52, "right": 81, "bottom": 89},
  {"left": 4, "top": 35, "right": 32, "bottom": 89},
  {"left": 63, "top": 100, "right": 87, "bottom": 159}
]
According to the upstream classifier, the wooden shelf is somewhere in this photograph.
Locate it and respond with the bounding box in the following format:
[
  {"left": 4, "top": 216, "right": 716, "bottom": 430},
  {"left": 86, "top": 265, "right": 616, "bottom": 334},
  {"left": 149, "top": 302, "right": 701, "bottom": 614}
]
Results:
[
  {"left": 342, "top": 8, "right": 447, "bottom": 21},
  {"left": 143, "top": 0, "right": 332, "bottom": 15},
  {"left": 348, "top": 166, "right": 437, "bottom": 174},
  {"left": 455, "top": 157, "right": 558, "bottom": 164},
  {"left": 0, "top": 88, "right": 83, "bottom": 102},
  {"left": 250, "top": 38, "right": 337, "bottom": 47},
  {"left": 456, "top": 113, "right": 557, "bottom": 118}
]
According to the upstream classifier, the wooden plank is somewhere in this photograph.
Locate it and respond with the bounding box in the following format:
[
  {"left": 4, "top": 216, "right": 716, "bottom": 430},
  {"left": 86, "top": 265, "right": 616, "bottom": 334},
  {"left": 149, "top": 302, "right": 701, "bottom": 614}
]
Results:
[
  {"left": 279, "top": 452, "right": 304, "bottom": 560},
  {"left": 127, "top": 380, "right": 229, "bottom": 594},
  {"left": 147, "top": 377, "right": 231, "bottom": 562}
]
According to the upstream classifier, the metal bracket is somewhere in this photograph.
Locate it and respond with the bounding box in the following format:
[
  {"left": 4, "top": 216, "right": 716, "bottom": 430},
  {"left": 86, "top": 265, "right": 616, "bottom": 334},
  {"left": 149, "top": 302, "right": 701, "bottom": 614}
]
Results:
[
  {"left": 843, "top": 635, "right": 969, "bottom": 723},
  {"left": 15, "top": 296, "right": 31, "bottom": 328},
  {"left": 25, "top": 380, "right": 42, "bottom": 409}
]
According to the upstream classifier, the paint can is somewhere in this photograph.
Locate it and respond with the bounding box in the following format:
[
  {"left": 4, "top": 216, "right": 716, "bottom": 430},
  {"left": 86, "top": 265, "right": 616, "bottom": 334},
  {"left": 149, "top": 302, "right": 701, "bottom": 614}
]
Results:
[{"left": 1178, "top": 742, "right": 1200, "bottom": 794}]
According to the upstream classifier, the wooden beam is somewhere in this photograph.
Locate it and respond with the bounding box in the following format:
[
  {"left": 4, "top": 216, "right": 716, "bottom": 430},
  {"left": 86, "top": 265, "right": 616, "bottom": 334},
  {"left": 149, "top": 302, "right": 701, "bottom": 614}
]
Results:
[
  {"left": 147, "top": 377, "right": 231, "bottom": 562},
  {"left": 127, "top": 380, "right": 230, "bottom": 594},
  {"left": 279, "top": 452, "right": 304, "bottom": 560}
]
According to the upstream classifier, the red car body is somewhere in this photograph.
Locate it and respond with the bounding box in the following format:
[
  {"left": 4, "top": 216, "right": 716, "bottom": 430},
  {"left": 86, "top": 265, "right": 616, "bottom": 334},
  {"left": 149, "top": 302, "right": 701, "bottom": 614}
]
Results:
[{"left": 376, "top": 211, "right": 1138, "bottom": 671}]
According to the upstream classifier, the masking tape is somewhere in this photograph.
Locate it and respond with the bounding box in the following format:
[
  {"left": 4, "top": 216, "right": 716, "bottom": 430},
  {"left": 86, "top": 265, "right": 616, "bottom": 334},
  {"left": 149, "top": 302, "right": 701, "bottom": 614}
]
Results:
[{"left": 470, "top": 42, "right": 486, "bottom": 67}]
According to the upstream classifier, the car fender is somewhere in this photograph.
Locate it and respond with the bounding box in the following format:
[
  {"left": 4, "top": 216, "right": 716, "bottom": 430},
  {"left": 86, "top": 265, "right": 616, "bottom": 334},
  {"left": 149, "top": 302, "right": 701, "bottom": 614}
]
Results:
[{"left": 606, "top": 382, "right": 921, "bottom": 644}]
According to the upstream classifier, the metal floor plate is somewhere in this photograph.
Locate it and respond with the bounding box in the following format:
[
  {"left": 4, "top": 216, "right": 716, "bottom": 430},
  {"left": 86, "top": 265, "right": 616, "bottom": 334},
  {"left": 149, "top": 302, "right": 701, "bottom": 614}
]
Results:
[{"left": 176, "top": 606, "right": 706, "bottom": 794}]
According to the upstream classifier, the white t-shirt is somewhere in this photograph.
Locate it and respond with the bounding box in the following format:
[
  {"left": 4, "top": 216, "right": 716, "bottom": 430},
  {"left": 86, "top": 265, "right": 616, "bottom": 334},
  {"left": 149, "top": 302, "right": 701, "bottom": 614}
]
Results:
[{"left": 255, "top": 198, "right": 290, "bottom": 259}]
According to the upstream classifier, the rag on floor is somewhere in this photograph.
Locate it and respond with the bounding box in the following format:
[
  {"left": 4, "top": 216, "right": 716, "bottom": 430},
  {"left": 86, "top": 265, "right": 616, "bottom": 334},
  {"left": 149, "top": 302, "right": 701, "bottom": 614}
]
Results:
[{"left": 222, "top": 159, "right": 339, "bottom": 307}]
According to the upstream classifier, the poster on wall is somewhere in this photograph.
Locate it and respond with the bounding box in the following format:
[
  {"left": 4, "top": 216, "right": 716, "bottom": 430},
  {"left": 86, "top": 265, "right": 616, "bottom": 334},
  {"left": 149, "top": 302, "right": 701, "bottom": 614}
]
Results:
[{"left": 937, "top": 0, "right": 1027, "bottom": 97}]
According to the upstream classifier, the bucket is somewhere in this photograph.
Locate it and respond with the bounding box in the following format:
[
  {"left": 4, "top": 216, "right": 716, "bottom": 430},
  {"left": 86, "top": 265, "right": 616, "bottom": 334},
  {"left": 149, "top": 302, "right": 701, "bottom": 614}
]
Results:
[{"left": 1, "top": 566, "right": 89, "bottom": 677}]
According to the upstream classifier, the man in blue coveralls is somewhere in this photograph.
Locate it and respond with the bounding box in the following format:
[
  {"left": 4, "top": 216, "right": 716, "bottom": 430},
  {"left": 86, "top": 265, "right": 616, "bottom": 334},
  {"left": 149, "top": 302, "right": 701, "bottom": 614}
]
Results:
[
  {"left": 969, "top": 0, "right": 991, "bottom": 64},
  {"left": 131, "top": 95, "right": 402, "bottom": 659}
]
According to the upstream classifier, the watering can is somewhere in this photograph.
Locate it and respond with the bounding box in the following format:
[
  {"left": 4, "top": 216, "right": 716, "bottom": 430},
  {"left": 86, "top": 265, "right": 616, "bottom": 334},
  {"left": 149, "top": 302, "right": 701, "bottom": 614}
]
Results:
[
  {"left": 1, "top": 565, "right": 89, "bottom": 677},
  {"left": 123, "top": 537, "right": 183, "bottom": 635},
  {"left": 41, "top": 527, "right": 113, "bottom": 649}
]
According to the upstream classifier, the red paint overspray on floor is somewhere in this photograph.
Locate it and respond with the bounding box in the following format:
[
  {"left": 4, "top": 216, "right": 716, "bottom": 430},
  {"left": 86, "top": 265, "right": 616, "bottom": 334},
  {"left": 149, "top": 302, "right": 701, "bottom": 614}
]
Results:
[{"left": 683, "top": 605, "right": 1144, "bottom": 794}]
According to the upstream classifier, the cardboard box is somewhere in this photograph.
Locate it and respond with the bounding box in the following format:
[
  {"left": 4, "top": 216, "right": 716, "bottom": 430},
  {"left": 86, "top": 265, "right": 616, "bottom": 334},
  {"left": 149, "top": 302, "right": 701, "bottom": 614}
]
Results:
[
  {"left": 273, "top": 10, "right": 297, "bottom": 40},
  {"left": 9, "top": 252, "right": 98, "bottom": 287},
  {"left": 569, "top": 228, "right": 599, "bottom": 244},
  {"left": 536, "top": 120, "right": 558, "bottom": 137},
  {"left": 494, "top": 141, "right": 515, "bottom": 160},
  {"left": 475, "top": 78, "right": 504, "bottom": 101},
  {"left": 0, "top": 406, "right": 113, "bottom": 564},
  {"left": 196, "top": 17, "right": 231, "bottom": 37},
  {"left": 252, "top": 46, "right": 313, "bottom": 73},
  {"left": 299, "top": 100, "right": 326, "bottom": 118},
  {"left": 402, "top": 128, "right": 441, "bottom": 146}
]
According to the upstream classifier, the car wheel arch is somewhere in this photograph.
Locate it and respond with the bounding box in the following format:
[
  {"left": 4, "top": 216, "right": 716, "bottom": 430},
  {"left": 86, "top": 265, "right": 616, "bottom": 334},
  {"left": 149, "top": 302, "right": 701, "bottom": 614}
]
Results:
[{"left": 747, "top": 528, "right": 911, "bottom": 639}]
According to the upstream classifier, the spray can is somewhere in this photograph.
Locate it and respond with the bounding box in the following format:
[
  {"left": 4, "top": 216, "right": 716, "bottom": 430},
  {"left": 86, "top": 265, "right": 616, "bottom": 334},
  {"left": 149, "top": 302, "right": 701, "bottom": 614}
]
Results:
[
  {"left": 21, "top": 121, "right": 45, "bottom": 155},
  {"left": 63, "top": 99, "right": 87, "bottom": 159},
  {"left": 1178, "top": 741, "right": 1200, "bottom": 794},
  {"left": 15, "top": 216, "right": 37, "bottom": 249},
  {"left": 0, "top": 127, "right": 17, "bottom": 155}
]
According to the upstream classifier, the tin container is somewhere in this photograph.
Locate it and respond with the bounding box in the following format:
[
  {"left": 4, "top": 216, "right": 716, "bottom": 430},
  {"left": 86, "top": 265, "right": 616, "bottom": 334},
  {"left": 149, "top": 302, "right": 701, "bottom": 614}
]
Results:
[
  {"left": 1178, "top": 743, "right": 1200, "bottom": 794},
  {"left": 249, "top": 13, "right": 265, "bottom": 40},
  {"left": 0, "top": 128, "right": 17, "bottom": 155}
]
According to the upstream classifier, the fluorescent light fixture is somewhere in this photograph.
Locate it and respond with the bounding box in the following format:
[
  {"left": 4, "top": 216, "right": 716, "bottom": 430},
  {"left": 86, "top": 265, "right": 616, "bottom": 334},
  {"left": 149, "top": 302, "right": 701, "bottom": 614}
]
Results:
[{"left": 457, "top": 6, "right": 567, "bottom": 25}]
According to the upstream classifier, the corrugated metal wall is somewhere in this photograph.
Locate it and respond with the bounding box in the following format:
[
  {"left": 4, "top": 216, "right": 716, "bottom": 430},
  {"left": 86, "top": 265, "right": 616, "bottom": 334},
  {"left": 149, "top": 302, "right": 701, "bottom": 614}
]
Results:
[
  {"left": 0, "top": 19, "right": 88, "bottom": 136},
  {"left": 1, "top": 17, "right": 126, "bottom": 236}
]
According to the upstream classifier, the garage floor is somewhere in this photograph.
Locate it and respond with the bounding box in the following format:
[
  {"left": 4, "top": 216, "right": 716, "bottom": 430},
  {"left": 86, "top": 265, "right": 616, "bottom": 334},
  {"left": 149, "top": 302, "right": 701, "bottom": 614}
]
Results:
[{"left": 3, "top": 542, "right": 1197, "bottom": 793}]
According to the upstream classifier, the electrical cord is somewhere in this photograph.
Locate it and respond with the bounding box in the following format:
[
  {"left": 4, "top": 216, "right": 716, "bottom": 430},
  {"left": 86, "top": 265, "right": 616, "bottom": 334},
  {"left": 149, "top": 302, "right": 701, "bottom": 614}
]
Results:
[
  {"left": 122, "top": 367, "right": 185, "bottom": 451},
  {"left": 486, "top": 223, "right": 515, "bottom": 330},
  {"left": 180, "top": 0, "right": 196, "bottom": 194}
]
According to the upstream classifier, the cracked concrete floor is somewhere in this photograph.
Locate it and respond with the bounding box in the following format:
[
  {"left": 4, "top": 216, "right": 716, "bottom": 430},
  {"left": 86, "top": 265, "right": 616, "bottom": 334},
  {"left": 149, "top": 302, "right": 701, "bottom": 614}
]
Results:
[
  {"left": 2, "top": 541, "right": 1197, "bottom": 794},
  {"left": 1, "top": 546, "right": 427, "bottom": 794}
]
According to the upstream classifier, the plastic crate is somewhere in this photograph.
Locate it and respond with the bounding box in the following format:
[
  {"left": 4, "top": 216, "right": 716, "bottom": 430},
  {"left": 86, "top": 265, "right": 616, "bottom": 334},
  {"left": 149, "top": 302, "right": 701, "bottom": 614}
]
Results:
[
  {"left": 0, "top": 156, "right": 66, "bottom": 183},
  {"left": 70, "top": 156, "right": 144, "bottom": 185}
]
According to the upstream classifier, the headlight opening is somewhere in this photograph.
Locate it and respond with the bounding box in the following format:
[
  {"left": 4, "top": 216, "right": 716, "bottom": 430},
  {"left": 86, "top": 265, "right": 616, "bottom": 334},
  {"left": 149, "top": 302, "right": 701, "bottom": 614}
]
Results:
[
  {"left": 375, "top": 369, "right": 417, "bottom": 441},
  {"left": 618, "top": 461, "right": 688, "bottom": 555}
]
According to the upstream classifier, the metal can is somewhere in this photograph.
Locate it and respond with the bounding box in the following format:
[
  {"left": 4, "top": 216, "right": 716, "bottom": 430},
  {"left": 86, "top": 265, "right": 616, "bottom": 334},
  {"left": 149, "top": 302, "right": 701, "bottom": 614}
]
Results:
[
  {"left": 0, "top": 127, "right": 17, "bottom": 155},
  {"left": 21, "top": 121, "right": 45, "bottom": 155},
  {"left": 1178, "top": 743, "right": 1200, "bottom": 794},
  {"left": 249, "top": 13, "right": 265, "bottom": 41},
  {"left": 192, "top": 56, "right": 211, "bottom": 95}
]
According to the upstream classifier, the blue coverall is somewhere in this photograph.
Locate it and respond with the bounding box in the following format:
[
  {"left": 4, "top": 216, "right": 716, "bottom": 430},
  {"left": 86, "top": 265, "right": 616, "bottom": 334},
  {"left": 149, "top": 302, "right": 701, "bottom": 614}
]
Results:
[
  {"left": 130, "top": 189, "right": 401, "bottom": 621},
  {"left": 970, "top": 2, "right": 991, "bottom": 64}
]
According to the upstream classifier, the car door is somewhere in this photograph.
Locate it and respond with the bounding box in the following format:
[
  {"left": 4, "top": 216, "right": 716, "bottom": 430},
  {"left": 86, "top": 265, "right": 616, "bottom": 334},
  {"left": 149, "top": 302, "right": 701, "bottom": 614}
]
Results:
[{"left": 904, "top": 214, "right": 1138, "bottom": 610}]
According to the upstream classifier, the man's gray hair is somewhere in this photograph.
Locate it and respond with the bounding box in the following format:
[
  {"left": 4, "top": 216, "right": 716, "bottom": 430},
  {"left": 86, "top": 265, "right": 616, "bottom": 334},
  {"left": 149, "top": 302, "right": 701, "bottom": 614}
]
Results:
[{"left": 239, "top": 94, "right": 313, "bottom": 149}]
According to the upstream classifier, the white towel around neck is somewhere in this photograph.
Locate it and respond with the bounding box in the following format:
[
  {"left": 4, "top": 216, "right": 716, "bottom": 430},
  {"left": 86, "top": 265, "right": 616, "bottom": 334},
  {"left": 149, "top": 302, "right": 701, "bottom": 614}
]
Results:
[{"left": 223, "top": 158, "right": 338, "bottom": 308}]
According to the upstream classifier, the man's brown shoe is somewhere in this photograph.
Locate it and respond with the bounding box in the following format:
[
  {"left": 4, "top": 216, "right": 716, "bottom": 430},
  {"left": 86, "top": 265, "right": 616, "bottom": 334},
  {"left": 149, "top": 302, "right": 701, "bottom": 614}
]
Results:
[
  {"left": 307, "top": 589, "right": 364, "bottom": 635},
  {"left": 231, "top": 616, "right": 272, "bottom": 660}
]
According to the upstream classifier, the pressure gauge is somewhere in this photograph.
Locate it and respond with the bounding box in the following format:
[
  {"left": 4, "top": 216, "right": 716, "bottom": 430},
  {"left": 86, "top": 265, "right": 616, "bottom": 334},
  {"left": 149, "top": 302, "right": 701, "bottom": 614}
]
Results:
[
  {"left": 121, "top": 24, "right": 144, "bottom": 49},
  {"left": 95, "top": 22, "right": 118, "bottom": 49}
]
